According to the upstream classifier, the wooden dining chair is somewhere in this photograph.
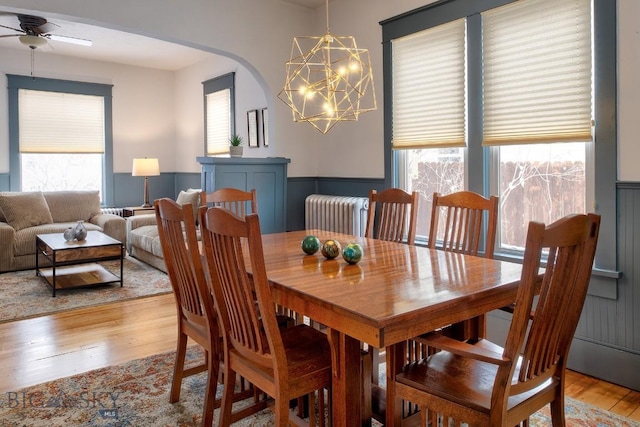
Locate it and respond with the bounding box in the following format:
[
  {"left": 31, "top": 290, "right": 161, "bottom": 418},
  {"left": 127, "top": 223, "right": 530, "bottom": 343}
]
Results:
[
  {"left": 427, "top": 190, "right": 499, "bottom": 340},
  {"left": 202, "top": 187, "right": 299, "bottom": 331},
  {"left": 199, "top": 206, "right": 332, "bottom": 427},
  {"left": 365, "top": 188, "right": 419, "bottom": 245},
  {"left": 202, "top": 187, "right": 257, "bottom": 216},
  {"left": 387, "top": 213, "right": 601, "bottom": 427},
  {"left": 154, "top": 198, "right": 221, "bottom": 427},
  {"left": 428, "top": 190, "right": 498, "bottom": 257},
  {"left": 155, "top": 198, "right": 261, "bottom": 427}
]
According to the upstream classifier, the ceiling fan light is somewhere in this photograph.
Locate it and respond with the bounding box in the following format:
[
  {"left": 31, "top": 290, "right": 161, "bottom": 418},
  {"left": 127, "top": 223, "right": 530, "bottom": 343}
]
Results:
[{"left": 19, "top": 35, "right": 47, "bottom": 49}]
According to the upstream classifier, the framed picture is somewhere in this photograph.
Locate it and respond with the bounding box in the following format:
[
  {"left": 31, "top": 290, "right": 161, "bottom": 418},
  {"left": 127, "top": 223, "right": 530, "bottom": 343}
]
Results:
[
  {"left": 247, "top": 110, "right": 259, "bottom": 148},
  {"left": 260, "top": 108, "right": 269, "bottom": 147}
]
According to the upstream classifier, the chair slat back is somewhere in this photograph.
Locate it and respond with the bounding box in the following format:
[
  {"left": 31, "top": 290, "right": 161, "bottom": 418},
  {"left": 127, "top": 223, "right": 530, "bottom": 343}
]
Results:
[
  {"left": 500, "top": 213, "right": 600, "bottom": 397},
  {"left": 200, "top": 207, "right": 285, "bottom": 370},
  {"left": 155, "top": 198, "right": 214, "bottom": 324},
  {"left": 203, "top": 188, "right": 257, "bottom": 218},
  {"left": 428, "top": 191, "right": 498, "bottom": 258},
  {"left": 365, "top": 188, "right": 418, "bottom": 245}
]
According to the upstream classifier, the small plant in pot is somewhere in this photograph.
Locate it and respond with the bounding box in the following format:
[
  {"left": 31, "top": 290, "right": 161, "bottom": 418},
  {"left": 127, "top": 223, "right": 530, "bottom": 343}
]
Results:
[{"left": 229, "top": 134, "right": 243, "bottom": 158}]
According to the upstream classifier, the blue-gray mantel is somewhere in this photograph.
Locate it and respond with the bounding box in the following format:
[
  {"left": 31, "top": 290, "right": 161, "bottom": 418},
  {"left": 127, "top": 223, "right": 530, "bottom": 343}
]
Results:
[{"left": 196, "top": 157, "right": 291, "bottom": 234}]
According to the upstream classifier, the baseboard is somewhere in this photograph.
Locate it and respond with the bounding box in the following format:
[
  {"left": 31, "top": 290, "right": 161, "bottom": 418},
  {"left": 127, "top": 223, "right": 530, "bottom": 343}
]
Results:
[{"left": 567, "top": 338, "right": 640, "bottom": 392}]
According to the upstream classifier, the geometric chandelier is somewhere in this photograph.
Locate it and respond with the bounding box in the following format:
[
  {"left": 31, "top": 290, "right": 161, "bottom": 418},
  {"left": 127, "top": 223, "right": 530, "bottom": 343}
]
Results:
[{"left": 277, "top": 0, "right": 376, "bottom": 134}]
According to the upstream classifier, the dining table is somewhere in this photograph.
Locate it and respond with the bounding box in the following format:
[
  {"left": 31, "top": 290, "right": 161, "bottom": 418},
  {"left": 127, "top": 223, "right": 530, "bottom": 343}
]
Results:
[{"left": 256, "top": 229, "right": 525, "bottom": 427}]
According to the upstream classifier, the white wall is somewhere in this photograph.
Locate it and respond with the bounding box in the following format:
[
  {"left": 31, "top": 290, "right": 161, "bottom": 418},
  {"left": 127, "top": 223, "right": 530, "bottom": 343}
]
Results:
[
  {"left": 0, "top": 0, "right": 638, "bottom": 181},
  {"left": 617, "top": 0, "right": 640, "bottom": 182},
  {"left": 0, "top": 47, "right": 176, "bottom": 173},
  {"left": 174, "top": 56, "right": 268, "bottom": 174},
  {"left": 0, "top": 46, "right": 266, "bottom": 175}
]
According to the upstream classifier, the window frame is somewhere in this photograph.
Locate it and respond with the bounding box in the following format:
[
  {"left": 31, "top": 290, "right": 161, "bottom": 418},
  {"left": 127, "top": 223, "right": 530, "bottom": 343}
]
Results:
[
  {"left": 7, "top": 75, "right": 114, "bottom": 206},
  {"left": 203, "top": 72, "right": 235, "bottom": 156},
  {"left": 381, "top": 0, "right": 617, "bottom": 276}
]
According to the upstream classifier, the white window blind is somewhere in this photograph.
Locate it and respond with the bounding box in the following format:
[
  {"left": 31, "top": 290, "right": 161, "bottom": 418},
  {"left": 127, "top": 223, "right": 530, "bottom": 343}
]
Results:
[
  {"left": 392, "top": 19, "right": 466, "bottom": 149},
  {"left": 18, "top": 89, "right": 105, "bottom": 153},
  {"left": 482, "top": 0, "right": 592, "bottom": 146},
  {"left": 206, "top": 88, "right": 231, "bottom": 156}
]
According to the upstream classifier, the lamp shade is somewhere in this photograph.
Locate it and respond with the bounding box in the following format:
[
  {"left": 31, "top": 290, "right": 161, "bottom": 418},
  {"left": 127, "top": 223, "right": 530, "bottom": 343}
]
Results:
[{"left": 132, "top": 158, "right": 160, "bottom": 177}]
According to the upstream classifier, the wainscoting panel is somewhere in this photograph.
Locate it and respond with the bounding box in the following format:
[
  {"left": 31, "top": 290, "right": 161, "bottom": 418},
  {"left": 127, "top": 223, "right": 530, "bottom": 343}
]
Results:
[
  {"left": 574, "top": 183, "right": 639, "bottom": 350},
  {"left": 113, "top": 172, "right": 177, "bottom": 208},
  {"left": 173, "top": 173, "right": 201, "bottom": 195},
  {"left": 285, "top": 178, "right": 317, "bottom": 231},
  {"left": 0, "top": 174, "right": 9, "bottom": 191},
  {"left": 316, "top": 177, "right": 386, "bottom": 199},
  {"left": 286, "top": 177, "right": 385, "bottom": 231}
]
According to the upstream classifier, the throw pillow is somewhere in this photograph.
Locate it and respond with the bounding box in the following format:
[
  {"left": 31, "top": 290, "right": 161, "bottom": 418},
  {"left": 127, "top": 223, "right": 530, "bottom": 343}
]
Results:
[
  {"left": 176, "top": 190, "right": 201, "bottom": 224},
  {"left": 43, "top": 191, "right": 101, "bottom": 223},
  {"left": 0, "top": 192, "right": 54, "bottom": 231}
]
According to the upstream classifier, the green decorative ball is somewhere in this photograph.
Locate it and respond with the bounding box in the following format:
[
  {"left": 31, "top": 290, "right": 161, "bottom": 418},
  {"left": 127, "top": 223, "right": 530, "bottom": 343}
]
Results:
[
  {"left": 301, "top": 235, "right": 321, "bottom": 255},
  {"left": 342, "top": 243, "right": 363, "bottom": 264},
  {"left": 321, "top": 239, "right": 342, "bottom": 260}
]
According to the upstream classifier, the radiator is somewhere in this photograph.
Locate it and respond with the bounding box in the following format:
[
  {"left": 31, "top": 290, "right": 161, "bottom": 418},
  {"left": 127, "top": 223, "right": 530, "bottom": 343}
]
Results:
[
  {"left": 305, "top": 194, "right": 369, "bottom": 237},
  {"left": 101, "top": 207, "right": 124, "bottom": 217}
]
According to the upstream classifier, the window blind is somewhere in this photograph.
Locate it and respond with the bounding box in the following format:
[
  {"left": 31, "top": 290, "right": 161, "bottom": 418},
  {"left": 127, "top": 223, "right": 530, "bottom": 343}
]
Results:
[
  {"left": 482, "top": 0, "right": 592, "bottom": 146},
  {"left": 205, "top": 88, "right": 231, "bottom": 156},
  {"left": 18, "top": 89, "right": 105, "bottom": 153},
  {"left": 391, "top": 18, "right": 466, "bottom": 150}
]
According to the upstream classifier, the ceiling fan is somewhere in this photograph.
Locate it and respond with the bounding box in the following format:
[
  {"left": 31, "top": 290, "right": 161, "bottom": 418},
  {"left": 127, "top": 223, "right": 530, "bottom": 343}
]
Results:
[{"left": 0, "top": 13, "right": 92, "bottom": 49}]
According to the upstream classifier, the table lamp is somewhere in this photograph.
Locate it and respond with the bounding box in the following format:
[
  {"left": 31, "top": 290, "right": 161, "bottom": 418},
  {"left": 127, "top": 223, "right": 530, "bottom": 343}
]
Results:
[{"left": 132, "top": 158, "right": 160, "bottom": 208}]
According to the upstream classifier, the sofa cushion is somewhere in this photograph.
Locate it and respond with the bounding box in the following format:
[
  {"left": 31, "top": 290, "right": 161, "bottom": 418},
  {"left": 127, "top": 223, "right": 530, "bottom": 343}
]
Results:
[
  {"left": 0, "top": 192, "right": 53, "bottom": 231},
  {"left": 129, "top": 225, "right": 164, "bottom": 258},
  {"left": 14, "top": 222, "right": 102, "bottom": 256},
  {"left": 43, "top": 191, "right": 101, "bottom": 223}
]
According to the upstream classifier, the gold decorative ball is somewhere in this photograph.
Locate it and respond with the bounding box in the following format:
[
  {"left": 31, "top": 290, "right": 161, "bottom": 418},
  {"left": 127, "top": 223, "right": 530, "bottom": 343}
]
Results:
[{"left": 321, "top": 239, "right": 342, "bottom": 260}]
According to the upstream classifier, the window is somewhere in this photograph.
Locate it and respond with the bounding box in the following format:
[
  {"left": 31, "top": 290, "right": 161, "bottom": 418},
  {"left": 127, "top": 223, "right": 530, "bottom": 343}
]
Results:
[
  {"left": 483, "top": 0, "right": 593, "bottom": 253},
  {"left": 383, "top": 0, "right": 601, "bottom": 255},
  {"left": 7, "top": 75, "right": 114, "bottom": 205},
  {"left": 493, "top": 142, "right": 587, "bottom": 251},
  {"left": 19, "top": 89, "right": 105, "bottom": 196},
  {"left": 391, "top": 19, "right": 467, "bottom": 239},
  {"left": 203, "top": 72, "right": 235, "bottom": 156}
]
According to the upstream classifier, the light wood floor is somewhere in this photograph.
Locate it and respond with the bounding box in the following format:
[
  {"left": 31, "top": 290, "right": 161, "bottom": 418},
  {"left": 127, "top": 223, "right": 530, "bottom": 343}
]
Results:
[{"left": 0, "top": 292, "right": 639, "bottom": 422}]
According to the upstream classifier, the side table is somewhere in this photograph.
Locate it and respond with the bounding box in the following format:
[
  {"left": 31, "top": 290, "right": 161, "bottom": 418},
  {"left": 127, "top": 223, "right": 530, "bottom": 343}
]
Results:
[{"left": 122, "top": 206, "right": 155, "bottom": 218}]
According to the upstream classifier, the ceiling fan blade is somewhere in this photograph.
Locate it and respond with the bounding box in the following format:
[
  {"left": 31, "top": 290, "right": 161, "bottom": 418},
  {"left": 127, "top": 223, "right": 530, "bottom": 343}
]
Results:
[
  {"left": 0, "top": 23, "right": 22, "bottom": 32},
  {"left": 0, "top": 34, "right": 20, "bottom": 38},
  {"left": 48, "top": 33, "right": 92, "bottom": 47},
  {"left": 38, "top": 22, "right": 59, "bottom": 34}
]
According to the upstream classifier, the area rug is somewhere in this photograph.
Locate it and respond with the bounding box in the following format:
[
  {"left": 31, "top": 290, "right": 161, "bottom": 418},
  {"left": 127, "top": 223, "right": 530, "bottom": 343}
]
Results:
[
  {"left": 0, "top": 347, "right": 637, "bottom": 427},
  {"left": 0, "top": 257, "right": 171, "bottom": 323}
]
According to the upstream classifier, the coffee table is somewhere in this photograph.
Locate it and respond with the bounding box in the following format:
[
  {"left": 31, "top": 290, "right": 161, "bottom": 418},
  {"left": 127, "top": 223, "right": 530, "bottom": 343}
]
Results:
[{"left": 36, "top": 230, "right": 125, "bottom": 297}]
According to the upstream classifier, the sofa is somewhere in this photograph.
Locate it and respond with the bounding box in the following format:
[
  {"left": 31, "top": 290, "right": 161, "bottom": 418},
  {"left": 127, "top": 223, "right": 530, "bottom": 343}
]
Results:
[
  {"left": 126, "top": 189, "right": 202, "bottom": 273},
  {"left": 126, "top": 213, "right": 166, "bottom": 272},
  {"left": 0, "top": 191, "right": 127, "bottom": 273}
]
